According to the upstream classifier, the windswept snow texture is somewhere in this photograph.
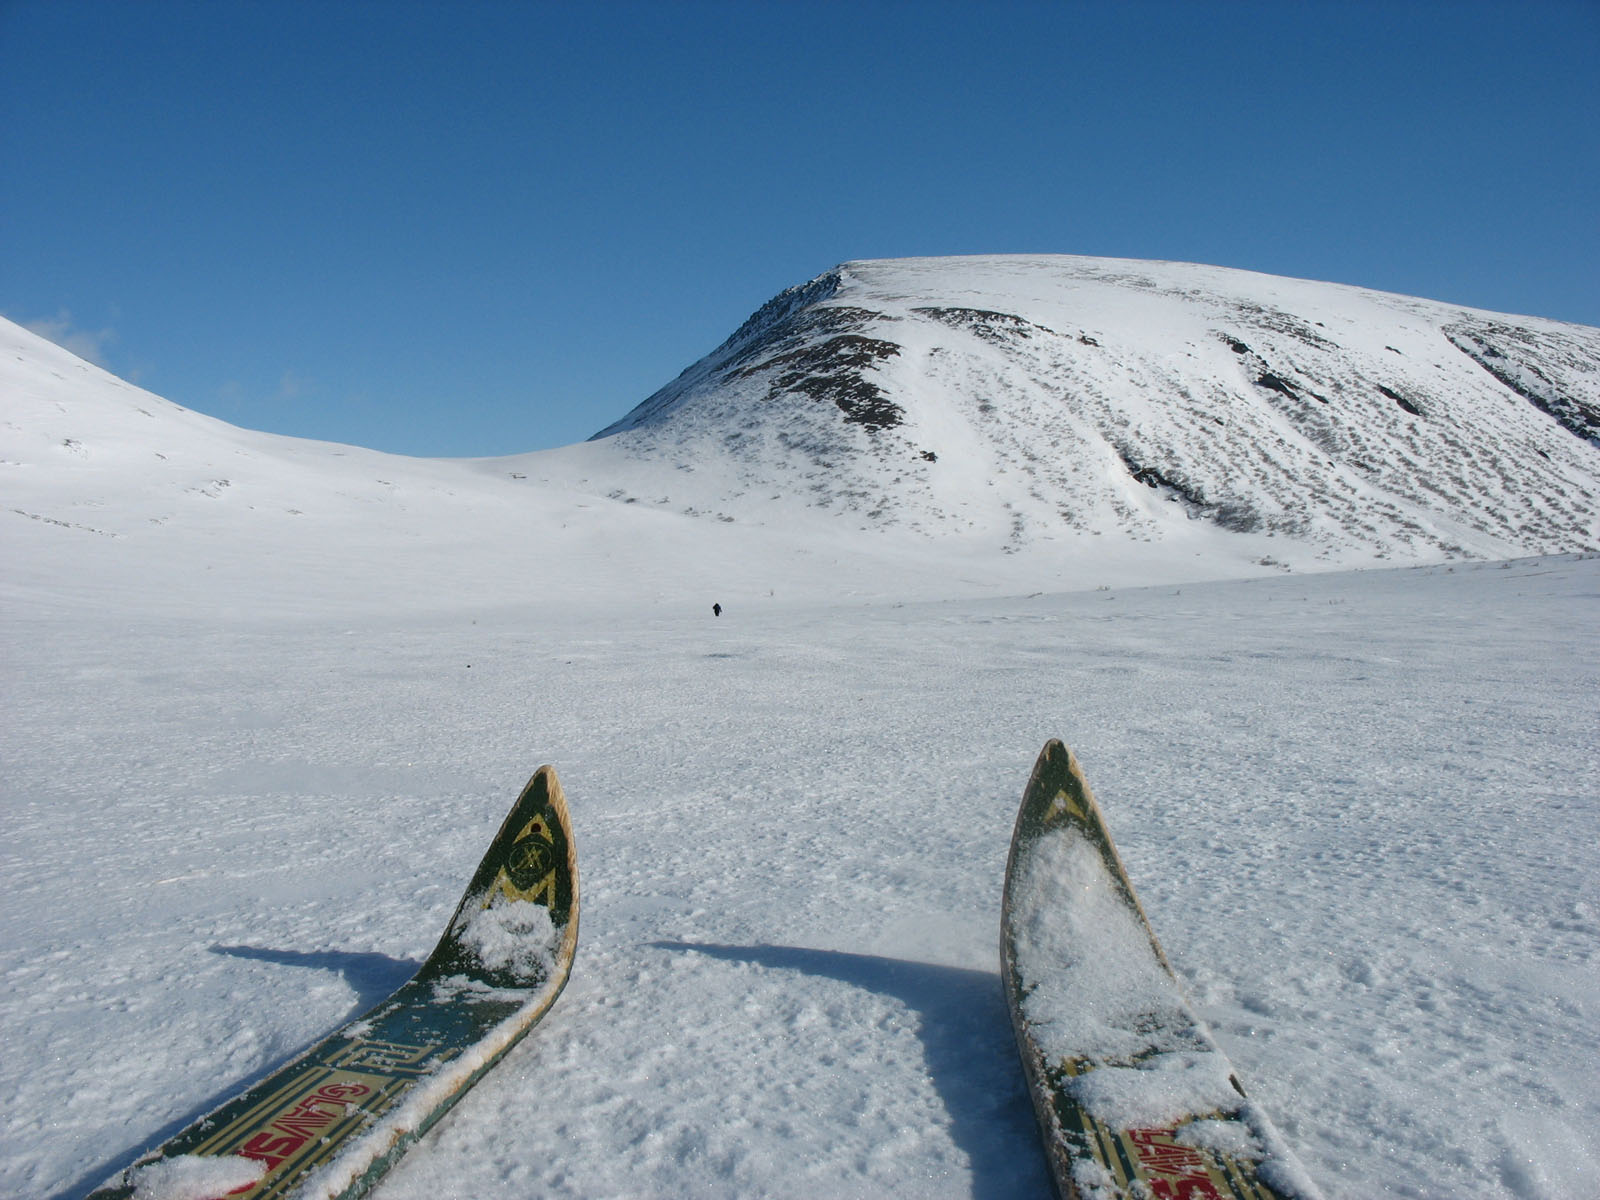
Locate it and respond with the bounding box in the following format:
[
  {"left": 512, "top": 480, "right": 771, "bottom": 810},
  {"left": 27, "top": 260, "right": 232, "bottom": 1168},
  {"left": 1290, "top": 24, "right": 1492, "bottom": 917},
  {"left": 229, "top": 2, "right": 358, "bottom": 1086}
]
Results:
[
  {"left": 5, "top": 561, "right": 1597, "bottom": 1200},
  {"left": 2, "top": 258, "right": 1599, "bottom": 1199},
  {"left": 589, "top": 255, "right": 1600, "bottom": 565}
]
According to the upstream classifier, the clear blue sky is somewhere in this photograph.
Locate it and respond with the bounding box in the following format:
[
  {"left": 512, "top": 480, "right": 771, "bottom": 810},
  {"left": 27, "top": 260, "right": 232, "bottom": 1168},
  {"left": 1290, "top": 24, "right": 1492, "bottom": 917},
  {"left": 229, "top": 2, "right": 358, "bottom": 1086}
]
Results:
[{"left": 3, "top": 0, "right": 1597, "bottom": 457}]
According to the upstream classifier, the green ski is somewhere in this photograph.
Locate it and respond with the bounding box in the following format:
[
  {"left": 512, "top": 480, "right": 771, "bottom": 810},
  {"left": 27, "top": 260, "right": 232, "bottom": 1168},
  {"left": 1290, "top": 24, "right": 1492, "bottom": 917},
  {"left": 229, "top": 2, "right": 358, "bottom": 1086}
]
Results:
[
  {"left": 1001, "top": 740, "right": 1319, "bottom": 1200},
  {"left": 89, "top": 766, "right": 579, "bottom": 1200}
]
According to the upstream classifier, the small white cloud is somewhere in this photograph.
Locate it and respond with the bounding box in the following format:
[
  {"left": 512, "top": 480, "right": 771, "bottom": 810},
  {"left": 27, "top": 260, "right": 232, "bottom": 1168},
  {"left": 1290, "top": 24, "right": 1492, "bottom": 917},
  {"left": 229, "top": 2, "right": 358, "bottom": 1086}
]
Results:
[{"left": 18, "top": 310, "right": 116, "bottom": 367}]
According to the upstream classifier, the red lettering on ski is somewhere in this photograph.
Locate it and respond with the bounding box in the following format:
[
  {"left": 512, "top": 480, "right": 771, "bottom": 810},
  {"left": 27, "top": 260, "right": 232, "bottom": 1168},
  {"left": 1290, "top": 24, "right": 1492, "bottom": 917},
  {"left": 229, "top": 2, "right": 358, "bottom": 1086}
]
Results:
[
  {"left": 1148, "top": 1181, "right": 1227, "bottom": 1200},
  {"left": 235, "top": 1081, "right": 374, "bottom": 1179},
  {"left": 1126, "top": 1127, "right": 1226, "bottom": 1199}
]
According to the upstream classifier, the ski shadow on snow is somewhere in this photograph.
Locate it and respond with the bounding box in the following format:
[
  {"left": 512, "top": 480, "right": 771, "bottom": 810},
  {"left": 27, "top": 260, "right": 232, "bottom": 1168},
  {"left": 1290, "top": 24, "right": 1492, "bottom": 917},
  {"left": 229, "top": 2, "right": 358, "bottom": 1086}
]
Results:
[
  {"left": 650, "top": 941, "right": 1049, "bottom": 1199},
  {"left": 210, "top": 944, "right": 420, "bottom": 1008},
  {"left": 51, "top": 947, "right": 421, "bottom": 1200}
]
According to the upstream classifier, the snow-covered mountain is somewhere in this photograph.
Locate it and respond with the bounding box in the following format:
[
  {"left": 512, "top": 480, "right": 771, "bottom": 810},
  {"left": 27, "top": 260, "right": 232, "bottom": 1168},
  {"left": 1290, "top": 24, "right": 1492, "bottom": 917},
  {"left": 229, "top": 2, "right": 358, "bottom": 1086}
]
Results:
[
  {"left": 580, "top": 255, "right": 1600, "bottom": 564},
  {"left": 1, "top": 316, "right": 912, "bottom": 617},
  {"left": 5, "top": 263, "right": 1599, "bottom": 1200},
  {"left": 5, "top": 255, "right": 1599, "bottom": 620}
]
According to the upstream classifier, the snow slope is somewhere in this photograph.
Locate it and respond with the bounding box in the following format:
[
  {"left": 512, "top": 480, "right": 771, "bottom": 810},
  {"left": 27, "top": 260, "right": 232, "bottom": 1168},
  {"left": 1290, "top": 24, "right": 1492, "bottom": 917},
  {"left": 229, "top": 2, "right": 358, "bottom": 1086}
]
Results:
[
  {"left": 0, "top": 310, "right": 1228, "bottom": 623},
  {"left": 585, "top": 255, "right": 1600, "bottom": 564},
  {"left": 0, "top": 317, "right": 819, "bottom": 620},
  {"left": 2, "top": 259, "right": 1598, "bottom": 1199},
  {"left": 9, "top": 256, "right": 1600, "bottom": 625}
]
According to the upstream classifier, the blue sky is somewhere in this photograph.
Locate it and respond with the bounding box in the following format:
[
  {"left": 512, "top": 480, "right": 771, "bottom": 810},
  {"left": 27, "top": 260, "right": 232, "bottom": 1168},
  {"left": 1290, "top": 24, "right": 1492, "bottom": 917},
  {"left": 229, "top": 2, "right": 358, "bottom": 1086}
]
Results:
[{"left": 3, "top": 0, "right": 1597, "bottom": 457}]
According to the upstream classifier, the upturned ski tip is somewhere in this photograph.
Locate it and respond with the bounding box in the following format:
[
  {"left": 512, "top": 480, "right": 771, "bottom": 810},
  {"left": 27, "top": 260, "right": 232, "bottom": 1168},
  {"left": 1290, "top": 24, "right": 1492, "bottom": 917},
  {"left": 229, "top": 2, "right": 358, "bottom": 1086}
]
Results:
[
  {"left": 1000, "top": 741, "right": 1320, "bottom": 1200},
  {"left": 421, "top": 764, "right": 580, "bottom": 988},
  {"left": 85, "top": 766, "right": 579, "bottom": 1200},
  {"left": 1003, "top": 739, "right": 1172, "bottom": 975}
]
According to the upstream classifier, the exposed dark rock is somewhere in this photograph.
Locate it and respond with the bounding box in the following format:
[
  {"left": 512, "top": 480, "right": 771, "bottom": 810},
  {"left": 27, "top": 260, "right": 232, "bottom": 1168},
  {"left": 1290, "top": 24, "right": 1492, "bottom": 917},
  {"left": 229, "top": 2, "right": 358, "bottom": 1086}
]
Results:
[
  {"left": 1378, "top": 385, "right": 1423, "bottom": 416},
  {"left": 590, "top": 275, "right": 861, "bottom": 437},
  {"left": 1447, "top": 324, "right": 1600, "bottom": 446},
  {"left": 1255, "top": 372, "right": 1300, "bottom": 401},
  {"left": 698, "top": 302, "right": 910, "bottom": 430},
  {"left": 912, "top": 306, "right": 1057, "bottom": 344},
  {"left": 761, "top": 333, "right": 904, "bottom": 430},
  {"left": 717, "top": 271, "right": 844, "bottom": 363},
  {"left": 1116, "top": 445, "right": 1263, "bottom": 533},
  {"left": 724, "top": 306, "right": 885, "bottom": 375}
]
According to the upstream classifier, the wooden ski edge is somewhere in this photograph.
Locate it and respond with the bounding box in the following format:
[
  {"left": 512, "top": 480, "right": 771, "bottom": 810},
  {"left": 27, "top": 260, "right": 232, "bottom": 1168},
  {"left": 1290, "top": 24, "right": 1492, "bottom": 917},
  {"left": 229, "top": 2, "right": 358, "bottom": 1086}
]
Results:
[
  {"left": 999, "top": 740, "right": 1323, "bottom": 1200},
  {"left": 420, "top": 764, "right": 579, "bottom": 984},
  {"left": 998, "top": 741, "right": 1074, "bottom": 1197},
  {"left": 305, "top": 965, "right": 575, "bottom": 1200},
  {"left": 84, "top": 765, "right": 579, "bottom": 1200}
]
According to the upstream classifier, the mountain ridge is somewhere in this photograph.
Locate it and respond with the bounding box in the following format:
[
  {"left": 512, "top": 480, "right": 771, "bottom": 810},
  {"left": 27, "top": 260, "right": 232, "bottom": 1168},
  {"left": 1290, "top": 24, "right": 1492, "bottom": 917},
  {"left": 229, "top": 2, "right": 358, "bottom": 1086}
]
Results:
[
  {"left": 6, "top": 255, "right": 1599, "bottom": 616},
  {"left": 569, "top": 255, "right": 1600, "bottom": 563}
]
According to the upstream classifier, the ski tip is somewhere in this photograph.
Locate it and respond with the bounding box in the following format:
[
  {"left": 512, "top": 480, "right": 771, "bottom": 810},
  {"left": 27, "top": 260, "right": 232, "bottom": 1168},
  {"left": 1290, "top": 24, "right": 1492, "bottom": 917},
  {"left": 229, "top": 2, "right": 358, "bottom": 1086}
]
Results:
[
  {"left": 83, "top": 769, "right": 581, "bottom": 1200},
  {"left": 1006, "top": 739, "right": 1173, "bottom": 976},
  {"left": 1002, "top": 743, "right": 1318, "bottom": 1200},
  {"left": 481, "top": 765, "right": 578, "bottom": 932},
  {"left": 1016, "top": 738, "right": 1094, "bottom": 836},
  {"left": 422, "top": 765, "right": 580, "bottom": 989}
]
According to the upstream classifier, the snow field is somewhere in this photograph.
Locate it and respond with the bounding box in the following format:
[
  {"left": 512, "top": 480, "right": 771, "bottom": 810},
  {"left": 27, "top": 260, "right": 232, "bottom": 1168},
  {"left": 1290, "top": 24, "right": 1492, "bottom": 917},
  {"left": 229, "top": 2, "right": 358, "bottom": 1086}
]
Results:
[
  {"left": 3, "top": 257, "right": 1598, "bottom": 1198},
  {"left": 2, "top": 556, "right": 1595, "bottom": 1198}
]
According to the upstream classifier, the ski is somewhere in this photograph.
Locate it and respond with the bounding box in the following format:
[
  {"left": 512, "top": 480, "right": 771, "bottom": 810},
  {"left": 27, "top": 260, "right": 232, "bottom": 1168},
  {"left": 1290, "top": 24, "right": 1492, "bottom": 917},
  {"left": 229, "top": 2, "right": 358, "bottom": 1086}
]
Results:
[
  {"left": 89, "top": 766, "right": 579, "bottom": 1200},
  {"left": 1000, "top": 741, "right": 1319, "bottom": 1200}
]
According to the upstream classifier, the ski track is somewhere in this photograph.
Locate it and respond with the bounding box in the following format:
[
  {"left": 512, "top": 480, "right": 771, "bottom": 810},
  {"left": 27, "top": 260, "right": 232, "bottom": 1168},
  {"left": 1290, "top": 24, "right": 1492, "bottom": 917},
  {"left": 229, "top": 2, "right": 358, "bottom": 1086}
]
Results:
[{"left": 2, "top": 558, "right": 1597, "bottom": 1199}]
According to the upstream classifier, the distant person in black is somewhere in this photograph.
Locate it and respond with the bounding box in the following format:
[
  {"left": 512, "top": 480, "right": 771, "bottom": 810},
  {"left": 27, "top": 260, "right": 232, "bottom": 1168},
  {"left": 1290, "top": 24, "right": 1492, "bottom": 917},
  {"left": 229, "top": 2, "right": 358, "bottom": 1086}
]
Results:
[{"left": 713, "top": 603, "right": 722, "bottom": 617}]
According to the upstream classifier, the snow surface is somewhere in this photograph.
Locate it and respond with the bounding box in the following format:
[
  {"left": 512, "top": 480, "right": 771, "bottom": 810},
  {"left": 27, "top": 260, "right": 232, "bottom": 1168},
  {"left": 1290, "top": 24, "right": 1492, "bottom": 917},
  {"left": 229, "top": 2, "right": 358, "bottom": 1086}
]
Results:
[
  {"left": 3, "top": 258, "right": 1599, "bottom": 1199},
  {"left": 128, "top": 1153, "right": 265, "bottom": 1200},
  {"left": 8, "top": 559, "right": 1594, "bottom": 1200},
  {"left": 1006, "top": 825, "right": 1243, "bottom": 1128},
  {"left": 454, "top": 895, "right": 562, "bottom": 983},
  {"left": 585, "top": 255, "right": 1600, "bottom": 566}
]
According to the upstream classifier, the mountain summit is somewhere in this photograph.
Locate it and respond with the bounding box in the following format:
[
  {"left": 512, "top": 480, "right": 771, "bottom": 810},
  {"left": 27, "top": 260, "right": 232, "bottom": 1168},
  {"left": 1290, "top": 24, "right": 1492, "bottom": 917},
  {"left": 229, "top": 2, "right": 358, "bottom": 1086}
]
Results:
[
  {"left": 6, "top": 255, "right": 1600, "bottom": 615},
  {"left": 580, "top": 255, "right": 1600, "bottom": 564}
]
